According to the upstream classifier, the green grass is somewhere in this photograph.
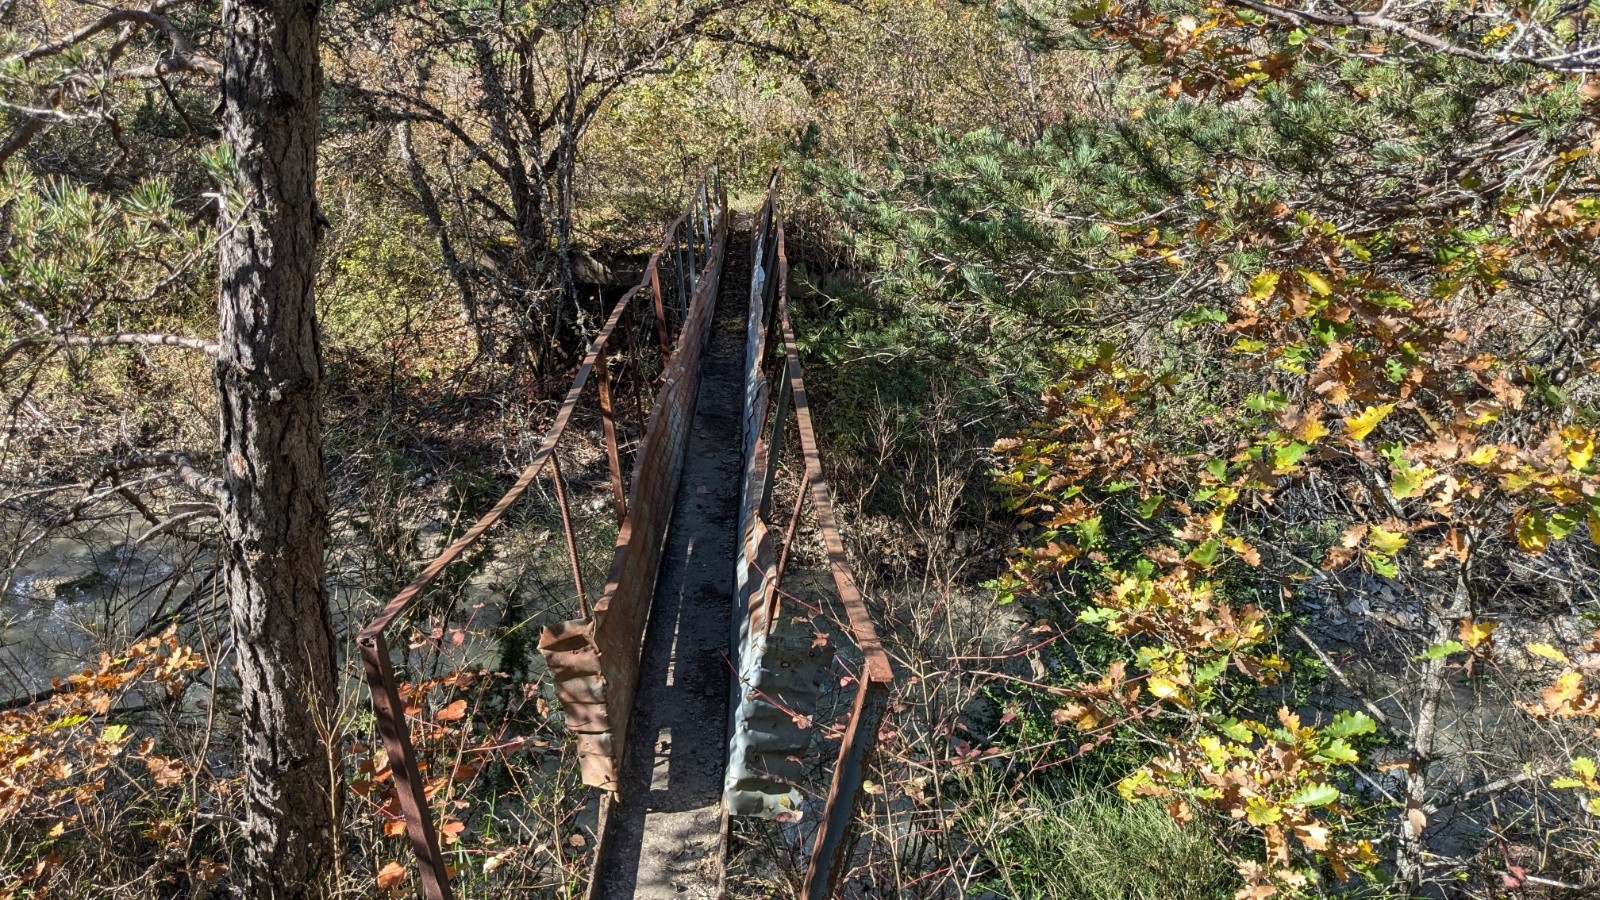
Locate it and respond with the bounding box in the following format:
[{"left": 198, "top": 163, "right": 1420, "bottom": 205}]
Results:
[{"left": 978, "top": 784, "right": 1237, "bottom": 900}]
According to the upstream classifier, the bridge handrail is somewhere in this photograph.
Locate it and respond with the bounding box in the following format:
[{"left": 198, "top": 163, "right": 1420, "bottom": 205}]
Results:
[
  {"left": 541, "top": 176, "right": 730, "bottom": 792},
  {"left": 356, "top": 171, "right": 723, "bottom": 900},
  {"left": 734, "top": 178, "right": 894, "bottom": 897}
]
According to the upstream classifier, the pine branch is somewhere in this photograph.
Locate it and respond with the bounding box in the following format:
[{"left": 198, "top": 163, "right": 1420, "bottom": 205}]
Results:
[{"left": 10, "top": 8, "right": 219, "bottom": 75}]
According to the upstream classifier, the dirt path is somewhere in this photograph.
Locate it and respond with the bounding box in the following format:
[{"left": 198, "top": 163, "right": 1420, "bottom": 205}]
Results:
[{"left": 591, "top": 230, "right": 749, "bottom": 899}]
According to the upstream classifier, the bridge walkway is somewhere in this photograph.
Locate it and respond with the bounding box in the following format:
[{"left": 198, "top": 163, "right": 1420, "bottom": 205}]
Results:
[
  {"left": 360, "top": 175, "right": 890, "bottom": 900},
  {"left": 590, "top": 228, "right": 750, "bottom": 898}
]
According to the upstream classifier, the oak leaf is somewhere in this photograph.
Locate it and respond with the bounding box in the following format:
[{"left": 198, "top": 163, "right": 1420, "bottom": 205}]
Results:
[
  {"left": 435, "top": 699, "right": 468, "bottom": 723},
  {"left": 1343, "top": 403, "right": 1395, "bottom": 441},
  {"left": 377, "top": 861, "right": 407, "bottom": 890}
]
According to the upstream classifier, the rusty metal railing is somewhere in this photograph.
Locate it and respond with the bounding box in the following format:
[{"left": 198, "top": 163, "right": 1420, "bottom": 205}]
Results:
[
  {"left": 357, "top": 171, "right": 724, "bottom": 900},
  {"left": 538, "top": 178, "right": 729, "bottom": 792},
  {"left": 727, "top": 177, "right": 895, "bottom": 897}
]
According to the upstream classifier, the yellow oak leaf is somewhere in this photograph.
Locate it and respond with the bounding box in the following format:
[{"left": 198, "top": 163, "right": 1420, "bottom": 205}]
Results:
[
  {"left": 1147, "top": 677, "right": 1183, "bottom": 701},
  {"left": 1526, "top": 643, "right": 1571, "bottom": 665},
  {"left": 1343, "top": 403, "right": 1396, "bottom": 441},
  {"left": 1516, "top": 510, "right": 1552, "bottom": 554},
  {"left": 1299, "top": 269, "right": 1333, "bottom": 296},
  {"left": 1368, "top": 525, "right": 1407, "bottom": 555},
  {"left": 1297, "top": 416, "right": 1329, "bottom": 443},
  {"left": 1562, "top": 425, "right": 1595, "bottom": 470},
  {"left": 1459, "top": 618, "right": 1496, "bottom": 650}
]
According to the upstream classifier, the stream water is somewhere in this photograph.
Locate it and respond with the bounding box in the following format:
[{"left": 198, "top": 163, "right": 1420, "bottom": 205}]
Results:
[
  {"left": 0, "top": 498, "right": 613, "bottom": 710},
  {"left": 0, "top": 513, "right": 192, "bottom": 698}
]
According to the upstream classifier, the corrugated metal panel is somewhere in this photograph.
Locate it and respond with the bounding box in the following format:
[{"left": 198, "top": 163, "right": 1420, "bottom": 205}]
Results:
[
  {"left": 540, "top": 186, "right": 729, "bottom": 791},
  {"left": 726, "top": 182, "right": 835, "bottom": 818}
]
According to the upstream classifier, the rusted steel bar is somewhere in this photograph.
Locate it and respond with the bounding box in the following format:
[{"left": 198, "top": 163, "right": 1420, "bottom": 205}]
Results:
[
  {"left": 648, "top": 254, "right": 669, "bottom": 358},
  {"left": 543, "top": 181, "right": 731, "bottom": 790},
  {"left": 758, "top": 365, "right": 791, "bottom": 521},
  {"left": 682, "top": 229, "right": 696, "bottom": 317},
  {"left": 357, "top": 283, "right": 637, "bottom": 642},
  {"left": 356, "top": 261, "right": 643, "bottom": 898},
  {"left": 770, "top": 210, "right": 893, "bottom": 897},
  {"left": 761, "top": 213, "right": 780, "bottom": 326},
  {"left": 550, "top": 455, "right": 588, "bottom": 617},
  {"left": 802, "top": 674, "right": 891, "bottom": 898},
  {"left": 697, "top": 182, "right": 711, "bottom": 259},
  {"left": 780, "top": 299, "right": 892, "bottom": 684},
  {"left": 359, "top": 633, "right": 452, "bottom": 900},
  {"left": 596, "top": 351, "right": 626, "bottom": 522},
  {"left": 676, "top": 236, "right": 691, "bottom": 319},
  {"left": 765, "top": 469, "right": 808, "bottom": 638},
  {"left": 356, "top": 181, "right": 714, "bottom": 898},
  {"left": 621, "top": 301, "right": 649, "bottom": 450}
]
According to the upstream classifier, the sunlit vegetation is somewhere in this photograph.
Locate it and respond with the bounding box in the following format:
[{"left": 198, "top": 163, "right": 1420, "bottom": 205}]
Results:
[{"left": 5, "top": 0, "right": 1600, "bottom": 896}]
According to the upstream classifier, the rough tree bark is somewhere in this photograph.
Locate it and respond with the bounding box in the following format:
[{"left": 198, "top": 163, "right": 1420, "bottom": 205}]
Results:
[{"left": 217, "top": 0, "right": 340, "bottom": 895}]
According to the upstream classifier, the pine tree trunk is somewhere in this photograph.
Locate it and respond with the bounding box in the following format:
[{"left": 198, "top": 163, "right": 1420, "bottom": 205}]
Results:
[{"left": 217, "top": 0, "right": 340, "bottom": 895}]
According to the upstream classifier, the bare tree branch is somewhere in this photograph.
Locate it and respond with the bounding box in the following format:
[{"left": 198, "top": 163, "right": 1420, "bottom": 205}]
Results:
[
  {"left": 0, "top": 2, "right": 218, "bottom": 166},
  {"left": 1223, "top": 0, "right": 1600, "bottom": 73},
  {"left": 10, "top": 8, "right": 219, "bottom": 75},
  {"left": 1, "top": 332, "right": 220, "bottom": 369},
  {"left": 132, "top": 507, "right": 218, "bottom": 547}
]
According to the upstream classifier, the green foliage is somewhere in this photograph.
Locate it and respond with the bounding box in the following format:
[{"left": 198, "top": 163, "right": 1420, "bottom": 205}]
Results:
[
  {"left": 977, "top": 780, "right": 1237, "bottom": 900},
  {"left": 0, "top": 163, "right": 215, "bottom": 454},
  {"left": 0, "top": 165, "right": 209, "bottom": 331},
  {"left": 321, "top": 204, "right": 456, "bottom": 370},
  {"left": 803, "top": 1, "right": 1600, "bottom": 895}
]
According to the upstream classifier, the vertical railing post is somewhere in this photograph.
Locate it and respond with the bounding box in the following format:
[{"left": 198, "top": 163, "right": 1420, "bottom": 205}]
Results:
[
  {"left": 597, "top": 348, "right": 626, "bottom": 522},
  {"left": 675, "top": 238, "right": 690, "bottom": 321},
  {"left": 622, "top": 300, "right": 649, "bottom": 439},
  {"left": 359, "top": 633, "right": 453, "bottom": 900},
  {"left": 697, "top": 181, "right": 711, "bottom": 260},
  {"left": 802, "top": 676, "right": 891, "bottom": 899},
  {"left": 685, "top": 217, "right": 699, "bottom": 298},
  {"left": 759, "top": 366, "right": 792, "bottom": 520},
  {"left": 649, "top": 256, "right": 670, "bottom": 358},
  {"left": 550, "top": 455, "right": 588, "bottom": 618},
  {"left": 762, "top": 212, "right": 780, "bottom": 325},
  {"left": 765, "top": 473, "right": 807, "bottom": 637}
]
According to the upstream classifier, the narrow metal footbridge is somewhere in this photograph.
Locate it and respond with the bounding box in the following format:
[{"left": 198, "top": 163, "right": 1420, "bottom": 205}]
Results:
[{"left": 357, "top": 173, "right": 891, "bottom": 899}]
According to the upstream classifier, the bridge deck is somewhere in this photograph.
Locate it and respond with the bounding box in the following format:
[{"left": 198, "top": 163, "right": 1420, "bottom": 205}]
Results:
[
  {"left": 365, "top": 178, "right": 887, "bottom": 900},
  {"left": 589, "top": 229, "right": 750, "bottom": 899}
]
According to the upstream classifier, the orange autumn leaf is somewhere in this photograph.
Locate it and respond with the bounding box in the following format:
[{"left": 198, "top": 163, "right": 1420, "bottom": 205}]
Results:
[
  {"left": 377, "top": 861, "right": 407, "bottom": 890},
  {"left": 144, "top": 755, "right": 186, "bottom": 788}
]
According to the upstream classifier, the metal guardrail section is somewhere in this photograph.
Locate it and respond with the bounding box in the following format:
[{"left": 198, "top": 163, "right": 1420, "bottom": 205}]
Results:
[
  {"left": 726, "top": 179, "right": 895, "bottom": 897},
  {"left": 726, "top": 176, "right": 803, "bottom": 818},
  {"left": 537, "top": 179, "right": 729, "bottom": 792},
  {"left": 357, "top": 172, "right": 724, "bottom": 900}
]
